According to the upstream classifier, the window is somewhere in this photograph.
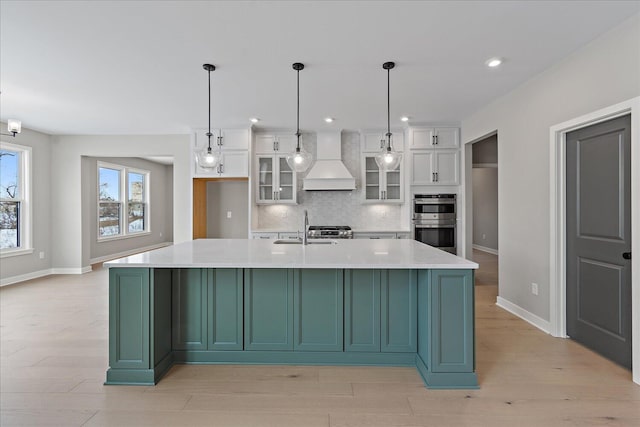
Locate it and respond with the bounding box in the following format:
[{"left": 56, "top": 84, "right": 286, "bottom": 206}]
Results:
[
  {"left": 98, "top": 162, "right": 149, "bottom": 240},
  {"left": 0, "top": 143, "right": 31, "bottom": 256}
]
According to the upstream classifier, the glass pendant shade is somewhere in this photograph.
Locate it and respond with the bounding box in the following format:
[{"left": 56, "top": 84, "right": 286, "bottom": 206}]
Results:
[
  {"left": 288, "top": 62, "right": 313, "bottom": 174},
  {"left": 375, "top": 146, "right": 402, "bottom": 171},
  {"left": 196, "top": 146, "right": 220, "bottom": 169},
  {"left": 375, "top": 61, "right": 402, "bottom": 172},
  {"left": 286, "top": 146, "right": 313, "bottom": 173}
]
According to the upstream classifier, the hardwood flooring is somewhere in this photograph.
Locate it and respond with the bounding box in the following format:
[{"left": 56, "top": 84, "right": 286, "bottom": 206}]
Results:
[{"left": 1, "top": 251, "right": 638, "bottom": 426}]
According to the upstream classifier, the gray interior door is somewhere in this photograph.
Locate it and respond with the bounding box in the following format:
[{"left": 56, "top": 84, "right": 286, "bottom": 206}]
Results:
[{"left": 566, "top": 114, "right": 632, "bottom": 369}]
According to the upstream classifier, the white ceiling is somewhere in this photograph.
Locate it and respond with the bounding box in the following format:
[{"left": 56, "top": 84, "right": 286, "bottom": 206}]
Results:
[{"left": 1, "top": 1, "right": 638, "bottom": 135}]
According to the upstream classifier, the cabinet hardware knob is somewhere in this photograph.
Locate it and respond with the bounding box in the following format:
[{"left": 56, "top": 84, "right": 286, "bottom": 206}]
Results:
[{"left": 623, "top": 252, "right": 631, "bottom": 260}]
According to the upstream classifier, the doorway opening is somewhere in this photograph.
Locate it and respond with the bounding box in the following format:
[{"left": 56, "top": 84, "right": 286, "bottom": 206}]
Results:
[
  {"left": 193, "top": 178, "right": 249, "bottom": 239},
  {"left": 470, "top": 133, "right": 499, "bottom": 288}
]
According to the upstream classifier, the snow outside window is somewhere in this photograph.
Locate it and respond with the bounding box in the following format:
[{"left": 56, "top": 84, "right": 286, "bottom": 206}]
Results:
[
  {"left": 98, "top": 162, "right": 149, "bottom": 241},
  {"left": 0, "top": 143, "right": 32, "bottom": 256}
]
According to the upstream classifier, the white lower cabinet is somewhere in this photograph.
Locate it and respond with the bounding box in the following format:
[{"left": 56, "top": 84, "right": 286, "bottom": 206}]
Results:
[
  {"left": 251, "top": 231, "right": 301, "bottom": 240},
  {"left": 353, "top": 232, "right": 398, "bottom": 239},
  {"left": 251, "top": 232, "right": 279, "bottom": 239}
]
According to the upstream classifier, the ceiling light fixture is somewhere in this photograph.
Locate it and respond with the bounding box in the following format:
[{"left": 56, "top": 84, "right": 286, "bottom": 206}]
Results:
[
  {"left": 374, "top": 61, "right": 402, "bottom": 171},
  {"left": 250, "top": 117, "right": 259, "bottom": 123},
  {"left": 400, "top": 116, "right": 409, "bottom": 122},
  {"left": 196, "top": 63, "right": 221, "bottom": 170},
  {"left": 286, "top": 63, "right": 313, "bottom": 173},
  {"left": 324, "top": 117, "right": 334, "bottom": 123},
  {"left": 485, "top": 57, "right": 503, "bottom": 68},
  {"left": 1, "top": 119, "right": 21, "bottom": 138}
]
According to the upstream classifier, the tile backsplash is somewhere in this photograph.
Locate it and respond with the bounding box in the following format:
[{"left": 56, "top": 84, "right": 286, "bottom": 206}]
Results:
[{"left": 256, "top": 131, "right": 404, "bottom": 230}]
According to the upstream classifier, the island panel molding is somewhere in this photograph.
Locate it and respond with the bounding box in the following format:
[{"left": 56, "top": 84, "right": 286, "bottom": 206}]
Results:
[{"left": 105, "top": 239, "right": 478, "bottom": 389}]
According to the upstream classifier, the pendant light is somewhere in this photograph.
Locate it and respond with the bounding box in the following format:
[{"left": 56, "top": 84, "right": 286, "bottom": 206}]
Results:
[
  {"left": 286, "top": 62, "right": 313, "bottom": 173},
  {"left": 196, "top": 63, "right": 221, "bottom": 170},
  {"left": 374, "top": 61, "right": 402, "bottom": 171}
]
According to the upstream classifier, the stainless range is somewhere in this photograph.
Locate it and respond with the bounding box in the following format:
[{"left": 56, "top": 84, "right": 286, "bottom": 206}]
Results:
[
  {"left": 412, "top": 194, "right": 457, "bottom": 254},
  {"left": 307, "top": 225, "right": 353, "bottom": 239}
]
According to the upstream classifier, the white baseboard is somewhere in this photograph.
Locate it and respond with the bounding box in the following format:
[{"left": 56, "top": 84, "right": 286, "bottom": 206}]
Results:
[
  {"left": 1, "top": 265, "right": 95, "bottom": 287},
  {"left": 1, "top": 269, "right": 54, "bottom": 287},
  {"left": 472, "top": 244, "right": 499, "bottom": 255},
  {"left": 50, "top": 266, "right": 93, "bottom": 275},
  {"left": 89, "top": 242, "right": 172, "bottom": 264},
  {"left": 496, "top": 296, "right": 551, "bottom": 334}
]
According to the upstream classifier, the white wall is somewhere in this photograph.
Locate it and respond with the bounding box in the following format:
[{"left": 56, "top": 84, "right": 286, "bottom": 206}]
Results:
[
  {"left": 207, "top": 181, "right": 249, "bottom": 238},
  {"left": 472, "top": 168, "right": 498, "bottom": 251},
  {"left": 51, "top": 134, "right": 191, "bottom": 271},
  {"left": 461, "top": 16, "right": 640, "bottom": 321},
  {"left": 0, "top": 125, "right": 52, "bottom": 282}
]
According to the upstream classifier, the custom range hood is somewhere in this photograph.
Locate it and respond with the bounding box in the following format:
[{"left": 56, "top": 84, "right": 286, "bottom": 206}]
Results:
[{"left": 303, "top": 131, "right": 356, "bottom": 191}]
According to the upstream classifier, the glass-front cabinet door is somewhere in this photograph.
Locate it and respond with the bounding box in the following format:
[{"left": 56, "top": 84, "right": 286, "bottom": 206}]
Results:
[
  {"left": 256, "top": 155, "right": 297, "bottom": 204},
  {"left": 277, "top": 157, "right": 295, "bottom": 202},
  {"left": 364, "top": 157, "right": 381, "bottom": 201},
  {"left": 385, "top": 167, "right": 401, "bottom": 201},
  {"left": 363, "top": 155, "right": 403, "bottom": 203},
  {"left": 257, "top": 156, "right": 274, "bottom": 202}
]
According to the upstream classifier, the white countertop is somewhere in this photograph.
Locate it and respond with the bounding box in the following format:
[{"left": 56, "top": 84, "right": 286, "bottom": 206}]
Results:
[
  {"left": 252, "top": 229, "right": 411, "bottom": 233},
  {"left": 105, "top": 239, "right": 478, "bottom": 270}
]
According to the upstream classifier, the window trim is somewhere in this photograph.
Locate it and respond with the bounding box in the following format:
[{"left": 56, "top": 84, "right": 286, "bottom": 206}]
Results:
[
  {"left": 97, "top": 161, "right": 151, "bottom": 242},
  {"left": 0, "top": 142, "right": 32, "bottom": 258}
]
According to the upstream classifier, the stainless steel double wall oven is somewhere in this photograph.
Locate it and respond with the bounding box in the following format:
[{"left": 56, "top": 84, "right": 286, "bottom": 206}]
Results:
[{"left": 412, "top": 194, "right": 457, "bottom": 254}]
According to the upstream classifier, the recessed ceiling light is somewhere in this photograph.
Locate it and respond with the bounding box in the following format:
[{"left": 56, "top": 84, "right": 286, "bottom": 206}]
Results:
[
  {"left": 400, "top": 116, "right": 409, "bottom": 122},
  {"left": 250, "top": 117, "right": 260, "bottom": 123},
  {"left": 324, "top": 117, "right": 334, "bottom": 123},
  {"left": 485, "top": 57, "right": 503, "bottom": 68}
]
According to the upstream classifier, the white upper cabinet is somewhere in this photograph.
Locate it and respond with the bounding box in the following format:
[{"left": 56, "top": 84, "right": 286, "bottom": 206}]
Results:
[
  {"left": 411, "top": 150, "right": 459, "bottom": 185},
  {"left": 195, "top": 128, "right": 249, "bottom": 150},
  {"left": 409, "top": 126, "right": 460, "bottom": 186},
  {"left": 361, "top": 130, "right": 405, "bottom": 152},
  {"left": 254, "top": 133, "right": 296, "bottom": 154},
  {"left": 410, "top": 127, "right": 459, "bottom": 149},
  {"left": 217, "top": 151, "right": 249, "bottom": 178},
  {"left": 192, "top": 128, "right": 250, "bottom": 178}
]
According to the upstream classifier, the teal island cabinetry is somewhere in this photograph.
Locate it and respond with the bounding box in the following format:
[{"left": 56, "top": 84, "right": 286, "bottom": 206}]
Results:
[{"left": 105, "top": 239, "right": 478, "bottom": 389}]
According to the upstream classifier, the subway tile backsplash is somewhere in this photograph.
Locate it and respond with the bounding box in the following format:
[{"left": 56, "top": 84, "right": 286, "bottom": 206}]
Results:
[{"left": 256, "top": 131, "right": 403, "bottom": 230}]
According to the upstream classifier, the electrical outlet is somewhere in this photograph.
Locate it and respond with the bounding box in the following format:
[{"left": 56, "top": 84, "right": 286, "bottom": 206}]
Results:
[
  {"left": 482, "top": 233, "right": 486, "bottom": 240},
  {"left": 227, "top": 211, "right": 232, "bottom": 219},
  {"left": 381, "top": 210, "right": 387, "bottom": 218},
  {"left": 531, "top": 283, "right": 539, "bottom": 296},
  {"left": 39, "top": 251, "right": 45, "bottom": 259},
  {"left": 281, "top": 210, "right": 288, "bottom": 218}
]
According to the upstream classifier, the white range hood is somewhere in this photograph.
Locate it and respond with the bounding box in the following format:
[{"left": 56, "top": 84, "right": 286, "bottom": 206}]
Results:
[{"left": 303, "top": 131, "right": 356, "bottom": 191}]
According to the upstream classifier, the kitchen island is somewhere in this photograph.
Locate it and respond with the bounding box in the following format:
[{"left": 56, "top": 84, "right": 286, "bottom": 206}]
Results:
[{"left": 105, "top": 239, "right": 479, "bottom": 389}]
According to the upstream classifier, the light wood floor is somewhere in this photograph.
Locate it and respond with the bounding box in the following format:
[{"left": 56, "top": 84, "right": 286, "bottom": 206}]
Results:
[{"left": 1, "top": 251, "right": 638, "bottom": 426}]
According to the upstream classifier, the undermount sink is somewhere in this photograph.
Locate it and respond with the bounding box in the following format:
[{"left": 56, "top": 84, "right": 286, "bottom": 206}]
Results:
[{"left": 273, "top": 239, "right": 337, "bottom": 245}]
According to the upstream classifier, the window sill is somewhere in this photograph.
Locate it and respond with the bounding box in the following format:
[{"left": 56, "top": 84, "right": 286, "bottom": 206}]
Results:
[
  {"left": 97, "top": 231, "right": 152, "bottom": 243},
  {"left": 0, "top": 248, "right": 35, "bottom": 259}
]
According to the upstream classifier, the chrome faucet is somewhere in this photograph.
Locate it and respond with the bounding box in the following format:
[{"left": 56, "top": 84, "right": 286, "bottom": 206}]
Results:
[{"left": 303, "top": 210, "right": 309, "bottom": 245}]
